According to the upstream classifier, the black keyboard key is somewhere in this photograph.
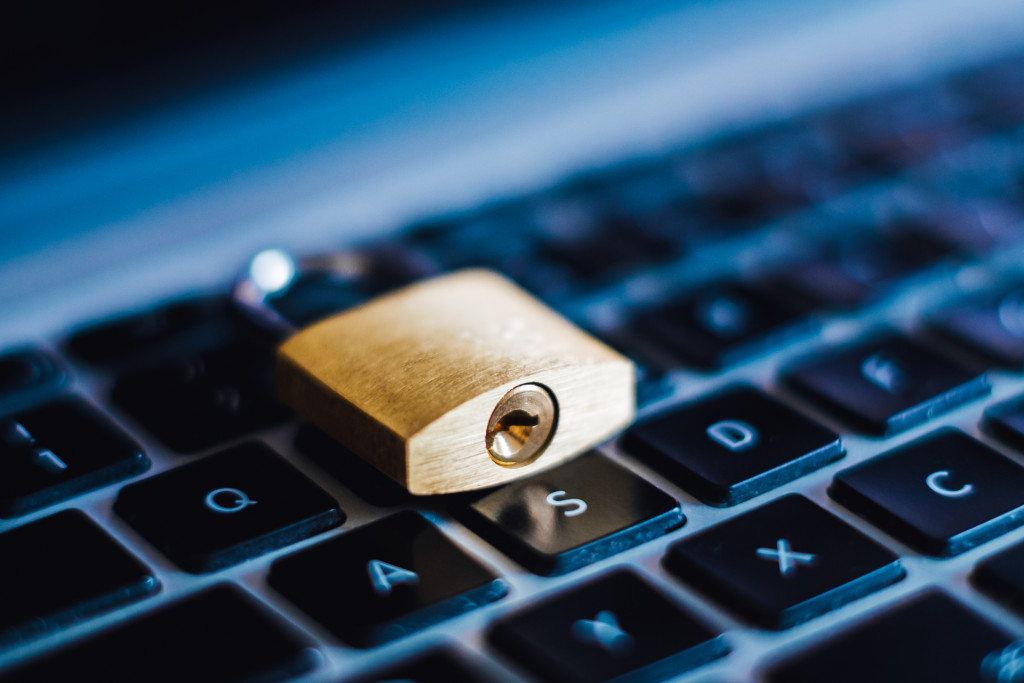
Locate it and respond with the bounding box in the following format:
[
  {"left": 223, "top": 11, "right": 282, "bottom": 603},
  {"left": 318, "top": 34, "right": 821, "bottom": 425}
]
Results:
[
  {"left": 260, "top": 269, "right": 363, "bottom": 329},
  {"left": 623, "top": 386, "right": 842, "bottom": 506},
  {"left": 783, "top": 335, "right": 989, "bottom": 435},
  {"left": 111, "top": 341, "right": 287, "bottom": 452},
  {"left": 675, "top": 136, "right": 814, "bottom": 233},
  {"left": 489, "top": 570, "right": 728, "bottom": 683},
  {"left": 823, "top": 82, "right": 973, "bottom": 173},
  {"left": 664, "top": 494, "right": 901, "bottom": 629},
  {"left": 114, "top": 442, "right": 342, "bottom": 573},
  {"left": 0, "top": 347, "right": 65, "bottom": 410},
  {"left": 956, "top": 51, "right": 1024, "bottom": 132},
  {"left": 985, "top": 393, "right": 1024, "bottom": 452},
  {"left": 696, "top": 184, "right": 801, "bottom": 231},
  {"left": 405, "top": 212, "right": 547, "bottom": 293},
  {"left": 294, "top": 424, "right": 409, "bottom": 507},
  {"left": 919, "top": 200, "right": 1024, "bottom": 255},
  {"left": 0, "top": 585, "right": 319, "bottom": 683},
  {"left": 973, "top": 540, "right": 1024, "bottom": 616},
  {"left": 262, "top": 245, "right": 435, "bottom": 329},
  {"left": 692, "top": 125, "right": 843, "bottom": 207},
  {"left": 543, "top": 218, "right": 681, "bottom": 283},
  {"left": 588, "top": 326, "right": 675, "bottom": 408},
  {"left": 830, "top": 429, "right": 1024, "bottom": 556},
  {"left": 460, "top": 451, "right": 682, "bottom": 576},
  {"left": 632, "top": 282, "right": 815, "bottom": 369},
  {"left": 767, "top": 592, "right": 1015, "bottom": 683},
  {"left": 354, "top": 650, "right": 490, "bottom": 683},
  {"left": 0, "top": 509, "right": 158, "bottom": 646},
  {"left": 65, "top": 296, "right": 232, "bottom": 368},
  {"left": 268, "top": 511, "right": 506, "bottom": 648},
  {"left": 769, "top": 228, "right": 955, "bottom": 310},
  {"left": 928, "top": 288, "right": 1024, "bottom": 369},
  {"left": 0, "top": 398, "right": 148, "bottom": 517}
]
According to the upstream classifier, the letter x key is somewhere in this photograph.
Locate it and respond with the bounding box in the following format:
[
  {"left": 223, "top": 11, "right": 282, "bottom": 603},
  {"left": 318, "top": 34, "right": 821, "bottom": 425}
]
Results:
[
  {"left": 572, "top": 610, "right": 633, "bottom": 656},
  {"left": 756, "top": 539, "right": 816, "bottom": 576},
  {"left": 665, "top": 496, "right": 902, "bottom": 629}
]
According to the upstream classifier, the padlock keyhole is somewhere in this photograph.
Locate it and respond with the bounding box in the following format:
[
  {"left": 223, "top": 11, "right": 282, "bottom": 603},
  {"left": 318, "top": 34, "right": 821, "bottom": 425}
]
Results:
[
  {"left": 486, "top": 384, "right": 557, "bottom": 468},
  {"left": 490, "top": 410, "right": 540, "bottom": 457}
]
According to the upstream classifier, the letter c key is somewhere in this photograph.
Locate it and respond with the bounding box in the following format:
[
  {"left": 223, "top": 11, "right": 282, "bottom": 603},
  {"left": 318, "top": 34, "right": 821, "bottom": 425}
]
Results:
[{"left": 926, "top": 470, "right": 974, "bottom": 498}]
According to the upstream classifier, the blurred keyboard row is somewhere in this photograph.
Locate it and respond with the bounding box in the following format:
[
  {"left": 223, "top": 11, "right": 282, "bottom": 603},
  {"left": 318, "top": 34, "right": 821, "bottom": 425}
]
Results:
[{"left": 22, "top": 277, "right": 1024, "bottom": 464}]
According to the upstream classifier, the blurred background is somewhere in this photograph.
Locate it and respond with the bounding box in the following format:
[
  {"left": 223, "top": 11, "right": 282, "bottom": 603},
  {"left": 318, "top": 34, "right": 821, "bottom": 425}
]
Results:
[{"left": 1, "top": 0, "right": 1023, "bottom": 342}]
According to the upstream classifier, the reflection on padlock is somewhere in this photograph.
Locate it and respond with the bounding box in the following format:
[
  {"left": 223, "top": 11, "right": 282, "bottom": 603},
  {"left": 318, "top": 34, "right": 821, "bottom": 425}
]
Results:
[{"left": 234, "top": 250, "right": 635, "bottom": 495}]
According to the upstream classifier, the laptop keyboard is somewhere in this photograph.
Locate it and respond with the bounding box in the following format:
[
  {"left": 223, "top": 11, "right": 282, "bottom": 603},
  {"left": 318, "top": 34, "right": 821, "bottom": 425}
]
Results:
[{"left": 2, "top": 48, "right": 1024, "bottom": 682}]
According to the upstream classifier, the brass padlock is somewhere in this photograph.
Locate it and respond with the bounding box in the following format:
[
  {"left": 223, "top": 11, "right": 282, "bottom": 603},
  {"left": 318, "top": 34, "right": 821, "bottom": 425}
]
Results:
[{"left": 235, "top": 253, "right": 635, "bottom": 495}]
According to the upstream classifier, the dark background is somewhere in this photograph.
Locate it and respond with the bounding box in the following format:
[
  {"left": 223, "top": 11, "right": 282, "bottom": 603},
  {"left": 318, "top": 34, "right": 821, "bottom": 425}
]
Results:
[{"left": 0, "top": 1, "right": 500, "bottom": 154}]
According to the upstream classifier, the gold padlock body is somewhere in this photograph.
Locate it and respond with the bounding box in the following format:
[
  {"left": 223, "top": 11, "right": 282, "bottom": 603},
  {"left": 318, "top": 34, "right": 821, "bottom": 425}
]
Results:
[{"left": 276, "top": 269, "right": 635, "bottom": 495}]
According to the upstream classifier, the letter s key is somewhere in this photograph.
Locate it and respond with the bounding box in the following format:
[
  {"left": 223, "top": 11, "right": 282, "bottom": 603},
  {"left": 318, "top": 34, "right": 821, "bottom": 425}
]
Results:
[{"left": 545, "top": 490, "right": 588, "bottom": 517}]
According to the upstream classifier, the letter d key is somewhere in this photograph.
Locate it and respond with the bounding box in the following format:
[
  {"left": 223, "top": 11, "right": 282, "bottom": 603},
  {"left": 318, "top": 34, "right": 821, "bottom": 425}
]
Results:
[{"left": 707, "top": 420, "right": 759, "bottom": 451}]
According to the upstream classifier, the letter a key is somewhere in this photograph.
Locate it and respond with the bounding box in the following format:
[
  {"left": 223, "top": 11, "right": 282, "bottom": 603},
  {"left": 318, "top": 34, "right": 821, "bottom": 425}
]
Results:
[{"left": 367, "top": 559, "right": 420, "bottom": 596}]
